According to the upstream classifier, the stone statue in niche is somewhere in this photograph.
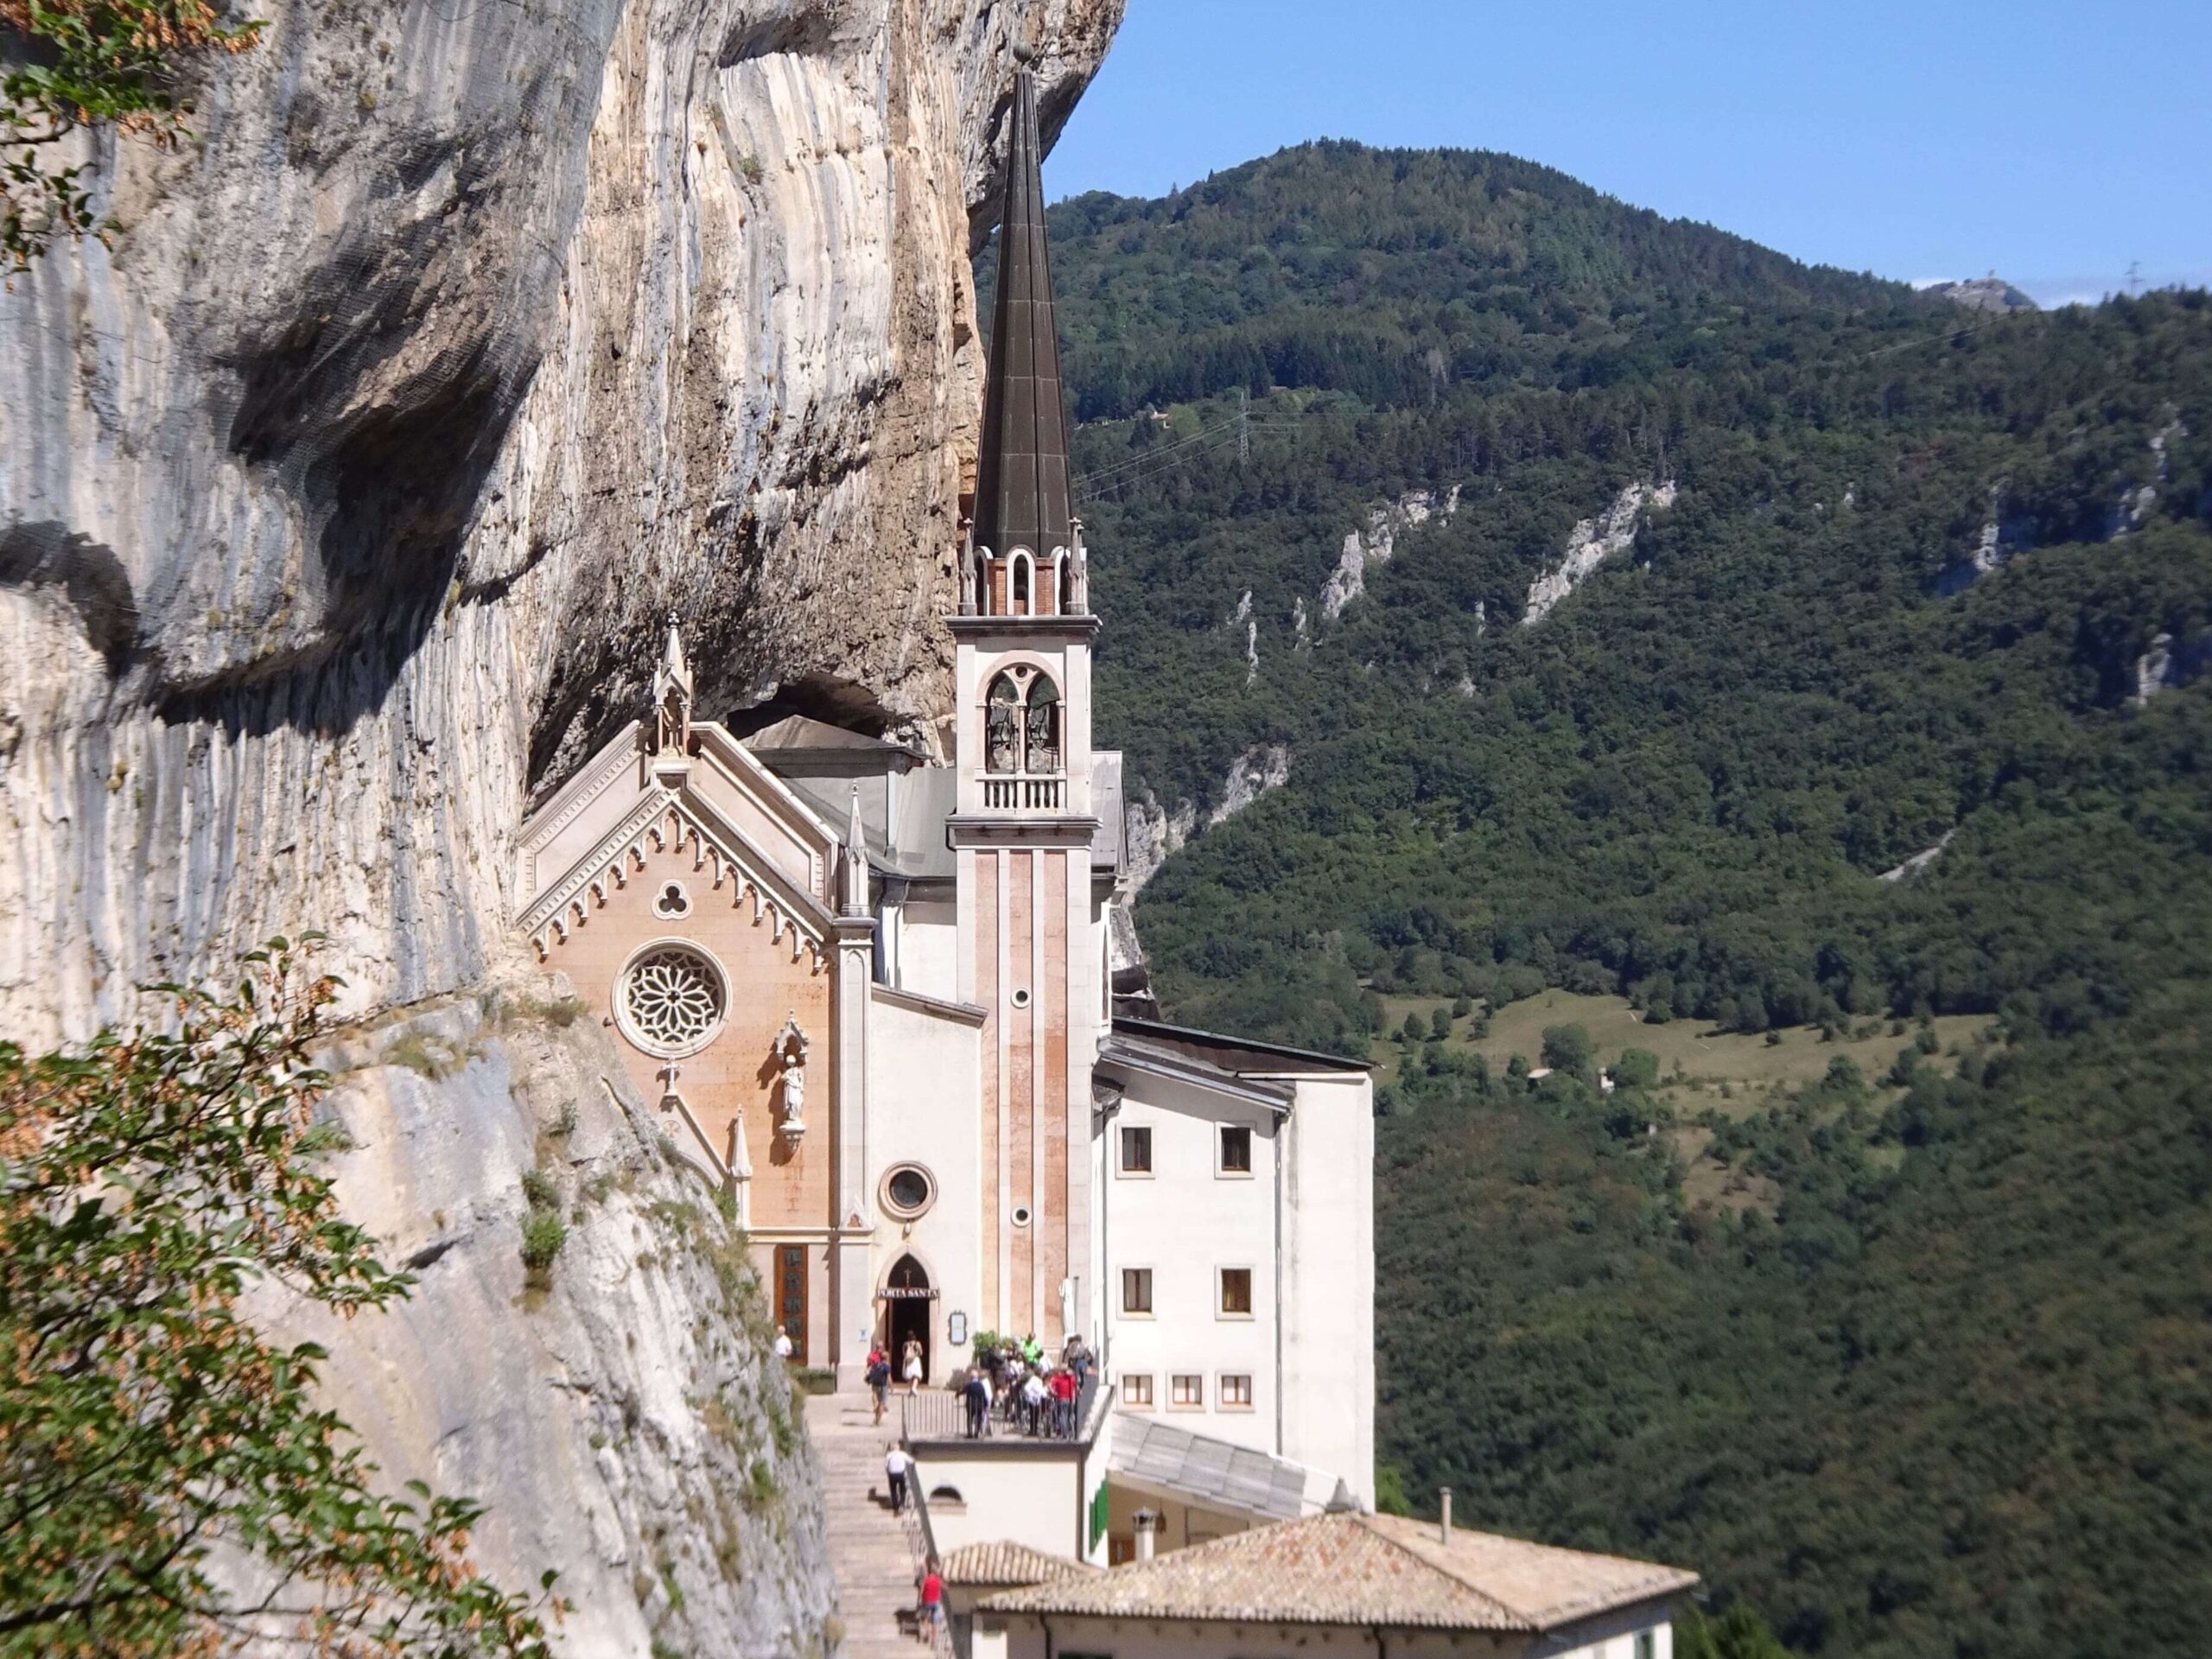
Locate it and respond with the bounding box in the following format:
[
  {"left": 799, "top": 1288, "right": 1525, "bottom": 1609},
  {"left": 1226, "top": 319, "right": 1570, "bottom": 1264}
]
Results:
[{"left": 773, "top": 1013, "right": 808, "bottom": 1140}]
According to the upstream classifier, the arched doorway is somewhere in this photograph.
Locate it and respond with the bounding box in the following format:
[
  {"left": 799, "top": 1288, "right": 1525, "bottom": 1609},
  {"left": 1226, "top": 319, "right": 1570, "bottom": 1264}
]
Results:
[{"left": 880, "top": 1254, "right": 932, "bottom": 1386}]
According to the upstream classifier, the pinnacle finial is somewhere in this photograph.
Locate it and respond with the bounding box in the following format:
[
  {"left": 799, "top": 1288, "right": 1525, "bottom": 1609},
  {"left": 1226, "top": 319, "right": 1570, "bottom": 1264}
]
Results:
[
  {"left": 652, "top": 612, "right": 694, "bottom": 753},
  {"left": 842, "top": 786, "right": 868, "bottom": 916},
  {"left": 1012, "top": 35, "right": 1034, "bottom": 65}
]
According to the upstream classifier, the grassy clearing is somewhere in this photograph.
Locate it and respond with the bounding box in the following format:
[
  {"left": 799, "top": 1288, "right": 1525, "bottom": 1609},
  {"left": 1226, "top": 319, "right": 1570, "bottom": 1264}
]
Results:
[
  {"left": 1373, "top": 989, "right": 1993, "bottom": 1219},
  {"left": 1375, "top": 988, "right": 1989, "bottom": 1104}
]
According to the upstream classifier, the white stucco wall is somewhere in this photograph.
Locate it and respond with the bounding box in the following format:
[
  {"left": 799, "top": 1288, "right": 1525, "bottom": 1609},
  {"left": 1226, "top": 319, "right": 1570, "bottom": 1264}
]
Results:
[
  {"left": 911, "top": 1448, "right": 1083, "bottom": 1560},
  {"left": 866, "top": 988, "right": 983, "bottom": 1374},
  {"left": 894, "top": 894, "right": 962, "bottom": 1003},
  {"left": 1099, "top": 1075, "right": 1281, "bottom": 1457},
  {"left": 1272, "top": 1071, "right": 1375, "bottom": 1504}
]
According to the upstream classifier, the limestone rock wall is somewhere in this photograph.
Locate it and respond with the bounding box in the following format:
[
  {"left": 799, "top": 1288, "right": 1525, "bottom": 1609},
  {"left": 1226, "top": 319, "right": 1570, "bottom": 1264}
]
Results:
[
  {"left": 1522, "top": 478, "right": 1675, "bottom": 625},
  {"left": 0, "top": 0, "right": 1122, "bottom": 1046},
  {"left": 1124, "top": 742, "right": 1293, "bottom": 893},
  {"left": 257, "top": 977, "right": 838, "bottom": 1656}
]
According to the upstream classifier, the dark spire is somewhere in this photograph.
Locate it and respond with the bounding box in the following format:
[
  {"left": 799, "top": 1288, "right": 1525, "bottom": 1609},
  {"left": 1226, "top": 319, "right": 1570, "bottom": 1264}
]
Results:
[{"left": 971, "top": 57, "right": 1072, "bottom": 565}]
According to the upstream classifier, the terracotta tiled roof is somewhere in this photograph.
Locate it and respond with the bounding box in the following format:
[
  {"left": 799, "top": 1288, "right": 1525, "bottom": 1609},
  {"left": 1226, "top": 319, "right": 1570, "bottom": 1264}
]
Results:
[
  {"left": 1360, "top": 1514, "right": 1700, "bottom": 1629},
  {"left": 939, "top": 1540, "right": 1097, "bottom": 1589},
  {"left": 978, "top": 1513, "right": 1696, "bottom": 1632}
]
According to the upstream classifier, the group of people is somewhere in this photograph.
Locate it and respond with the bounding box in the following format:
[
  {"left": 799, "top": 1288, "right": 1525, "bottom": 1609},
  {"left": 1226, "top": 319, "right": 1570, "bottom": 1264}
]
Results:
[
  {"left": 955, "top": 1332, "right": 1093, "bottom": 1440},
  {"left": 863, "top": 1330, "right": 1096, "bottom": 1439}
]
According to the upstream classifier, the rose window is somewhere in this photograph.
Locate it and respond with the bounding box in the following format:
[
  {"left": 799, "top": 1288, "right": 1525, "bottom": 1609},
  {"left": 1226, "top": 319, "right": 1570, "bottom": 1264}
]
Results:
[{"left": 617, "top": 944, "right": 726, "bottom": 1058}]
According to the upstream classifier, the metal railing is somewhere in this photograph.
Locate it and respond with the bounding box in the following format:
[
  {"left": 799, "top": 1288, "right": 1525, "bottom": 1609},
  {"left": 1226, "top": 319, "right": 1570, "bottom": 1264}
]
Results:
[
  {"left": 900, "top": 1471, "right": 950, "bottom": 1655},
  {"left": 898, "top": 1374, "right": 1098, "bottom": 1445}
]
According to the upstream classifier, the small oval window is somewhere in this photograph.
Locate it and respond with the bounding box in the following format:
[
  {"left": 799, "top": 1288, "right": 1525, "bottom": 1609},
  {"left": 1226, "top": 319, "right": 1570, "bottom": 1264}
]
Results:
[
  {"left": 1010, "top": 987, "right": 1032, "bottom": 1009},
  {"left": 1011, "top": 1205, "right": 1033, "bottom": 1228}
]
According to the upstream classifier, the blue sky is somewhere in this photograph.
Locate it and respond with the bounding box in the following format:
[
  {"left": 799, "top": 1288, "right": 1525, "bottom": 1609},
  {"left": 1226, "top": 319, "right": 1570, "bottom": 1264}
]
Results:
[{"left": 1046, "top": 1, "right": 2212, "bottom": 306}]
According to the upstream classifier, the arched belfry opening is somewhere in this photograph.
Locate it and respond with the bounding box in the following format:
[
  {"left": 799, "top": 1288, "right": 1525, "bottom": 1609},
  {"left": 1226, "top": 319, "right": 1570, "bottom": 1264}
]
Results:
[
  {"left": 983, "top": 667, "right": 1061, "bottom": 776},
  {"left": 880, "top": 1253, "right": 933, "bottom": 1385}
]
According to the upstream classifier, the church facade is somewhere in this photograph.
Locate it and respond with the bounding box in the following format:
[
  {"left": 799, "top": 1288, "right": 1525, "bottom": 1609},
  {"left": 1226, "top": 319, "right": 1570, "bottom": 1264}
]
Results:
[{"left": 515, "top": 60, "right": 1375, "bottom": 1556}]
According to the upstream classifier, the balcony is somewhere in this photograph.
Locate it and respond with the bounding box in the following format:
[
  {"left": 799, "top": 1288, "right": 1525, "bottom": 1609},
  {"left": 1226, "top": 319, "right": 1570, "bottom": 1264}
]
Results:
[
  {"left": 981, "top": 772, "right": 1063, "bottom": 811},
  {"left": 899, "top": 1373, "right": 1102, "bottom": 1449}
]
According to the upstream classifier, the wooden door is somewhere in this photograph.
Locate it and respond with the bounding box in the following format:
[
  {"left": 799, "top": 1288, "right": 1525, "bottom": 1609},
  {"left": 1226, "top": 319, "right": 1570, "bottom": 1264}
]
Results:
[{"left": 774, "top": 1245, "right": 806, "bottom": 1363}]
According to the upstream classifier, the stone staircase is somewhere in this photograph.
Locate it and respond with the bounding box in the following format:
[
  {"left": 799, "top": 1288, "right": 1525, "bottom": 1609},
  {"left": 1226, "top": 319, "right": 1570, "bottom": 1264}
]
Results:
[{"left": 804, "top": 1390, "right": 942, "bottom": 1657}]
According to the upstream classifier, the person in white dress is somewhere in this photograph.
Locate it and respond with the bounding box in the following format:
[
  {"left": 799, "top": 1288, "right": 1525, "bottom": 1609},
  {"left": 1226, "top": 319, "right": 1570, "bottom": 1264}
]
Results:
[{"left": 900, "top": 1337, "right": 924, "bottom": 1395}]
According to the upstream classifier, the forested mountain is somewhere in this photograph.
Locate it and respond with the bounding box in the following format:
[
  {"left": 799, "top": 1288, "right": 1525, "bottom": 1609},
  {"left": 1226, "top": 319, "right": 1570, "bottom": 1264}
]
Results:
[{"left": 1007, "top": 141, "right": 2212, "bottom": 1657}]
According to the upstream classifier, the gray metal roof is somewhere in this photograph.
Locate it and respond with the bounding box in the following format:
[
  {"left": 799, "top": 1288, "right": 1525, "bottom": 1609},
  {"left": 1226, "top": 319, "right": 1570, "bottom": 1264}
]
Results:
[
  {"left": 759, "top": 747, "right": 1121, "bottom": 887},
  {"left": 1110, "top": 1017, "right": 1374, "bottom": 1076},
  {"left": 1099, "top": 1033, "right": 1295, "bottom": 1112},
  {"left": 885, "top": 766, "right": 957, "bottom": 880},
  {"left": 1108, "top": 1416, "right": 1313, "bottom": 1525}
]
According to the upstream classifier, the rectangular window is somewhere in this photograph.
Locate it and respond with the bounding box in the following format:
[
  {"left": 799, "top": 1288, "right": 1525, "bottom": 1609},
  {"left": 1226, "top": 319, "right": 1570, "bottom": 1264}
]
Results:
[
  {"left": 1121, "top": 1373, "right": 1154, "bottom": 1408},
  {"left": 1218, "top": 1124, "right": 1253, "bottom": 1174},
  {"left": 1170, "top": 1373, "right": 1204, "bottom": 1408},
  {"left": 1634, "top": 1633, "right": 1656, "bottom": 1659},
  {"left": 1218, "top": 1267, "right": 1253, "bottom": 1318},
  {"left": 1219, "top": 1373, "right": 1254, "bottom": 1409},
  {"left": 1122, "top": 1267, "right": 1154, "bottom": 1315},
  {"left": 1119, "top": 1124, "right": 1153, "bottom": 1174}
]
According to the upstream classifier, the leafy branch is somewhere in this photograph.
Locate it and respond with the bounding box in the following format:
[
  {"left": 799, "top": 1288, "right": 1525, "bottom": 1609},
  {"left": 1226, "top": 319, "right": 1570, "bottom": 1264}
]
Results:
[
  {"left": 1, "top": 1, "right": 263, "bottom": 270},
  {"left": 0, "top": 938, "right": 560, "bottom": 1658}
]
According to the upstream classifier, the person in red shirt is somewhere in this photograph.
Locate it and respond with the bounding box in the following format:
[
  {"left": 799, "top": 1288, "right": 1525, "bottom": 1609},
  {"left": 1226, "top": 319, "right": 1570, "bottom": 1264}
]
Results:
[
  {"left": 1049, "top": 1366, "right": 1077, "bottom": 1435},
  {"left": 918, "top": 1558, "right": 944, "bottom": 1639}
]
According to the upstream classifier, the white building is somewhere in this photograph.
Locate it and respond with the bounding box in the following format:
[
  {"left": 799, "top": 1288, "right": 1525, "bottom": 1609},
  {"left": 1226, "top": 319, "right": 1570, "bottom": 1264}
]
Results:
[{"left": 515, "top": 59, "right": 1374, "bottom": 1564}]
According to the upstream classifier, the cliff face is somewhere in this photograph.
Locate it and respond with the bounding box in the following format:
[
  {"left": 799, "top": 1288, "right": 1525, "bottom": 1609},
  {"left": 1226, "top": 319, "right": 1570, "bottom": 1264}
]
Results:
[
  {"left": 0, "top": 0, "right": 1122, "bottom": 1046},
  {"left": 3, "top": 6, "right": 1122, "bottom": 1650},
  {"left": 262, "top": 977, "right": 840, "bottom": 1656}
]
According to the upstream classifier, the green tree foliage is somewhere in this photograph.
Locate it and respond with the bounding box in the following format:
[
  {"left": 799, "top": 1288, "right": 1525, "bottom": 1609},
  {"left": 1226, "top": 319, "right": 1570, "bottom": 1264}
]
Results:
[
  {"left": 1539, "top": 1023, "right": 1593, "bottom": 1075},
  {"left": 1679, "top": 1605, "right": 1795, "bottom": 1659},
  {"left": 1001, "top": 140, "right": 2212, "bottom": 1656},
  {"left": 0, "top": 941, "right": 556, "bottom": 1657},
  {"left": 2, "top": 0, "right": 262, "bottom": 270},
  {"left": 1611, "top": 1047, "right": 1660, "bottom": 1089}
]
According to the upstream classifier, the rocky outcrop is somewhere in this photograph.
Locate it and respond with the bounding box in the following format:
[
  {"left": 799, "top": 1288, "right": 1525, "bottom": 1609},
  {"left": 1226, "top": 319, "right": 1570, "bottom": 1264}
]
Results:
[
  {"left": 1878, "top": 830, "right": 1955, "bottom": 883},
  {"left": 2110, "top": 417, "right": 2190, "bottom": 538},
  {"left": 257, "top": 972, "right": 836, "bottom": 1655},
  {"left": 1522, "top": 480, "right": 1675, "bottom": 624},
  {"left": 1124, "top": 793, "right": 1198, "bottom": 894},
  {"left": 0, "top": 0, "right": 1122, "bottom": 1047},
  {"left": 1209, "top": 742, "right": 1291, "bottom": 824},
  {"left": 1228, "top": 588, "right": 1258, "bottom": 683},
  {"left": 2135, "top": 629, "right": 2212, "bottom": 705},
  {"left": 1124, "top": 743, "right": 1291, "bottom": 893},
  {"left": 1923, "top": 276, "right": 2038, "bottom": 314},
  {"left": 1319, "top": 486, "right": 1459, "bottom": 619}
]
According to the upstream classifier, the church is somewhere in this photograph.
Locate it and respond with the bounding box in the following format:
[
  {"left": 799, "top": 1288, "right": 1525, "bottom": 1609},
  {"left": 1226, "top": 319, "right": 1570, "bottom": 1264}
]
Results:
[{"left": 514, "top": 59, "right": 1376, "bottom": 1562}]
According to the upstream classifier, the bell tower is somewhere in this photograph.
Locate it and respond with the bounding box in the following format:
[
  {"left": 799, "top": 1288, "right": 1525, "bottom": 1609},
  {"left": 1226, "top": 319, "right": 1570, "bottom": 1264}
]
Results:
[{"left": 950, "top": 46, "right": 1100, "bottom": 1344}]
